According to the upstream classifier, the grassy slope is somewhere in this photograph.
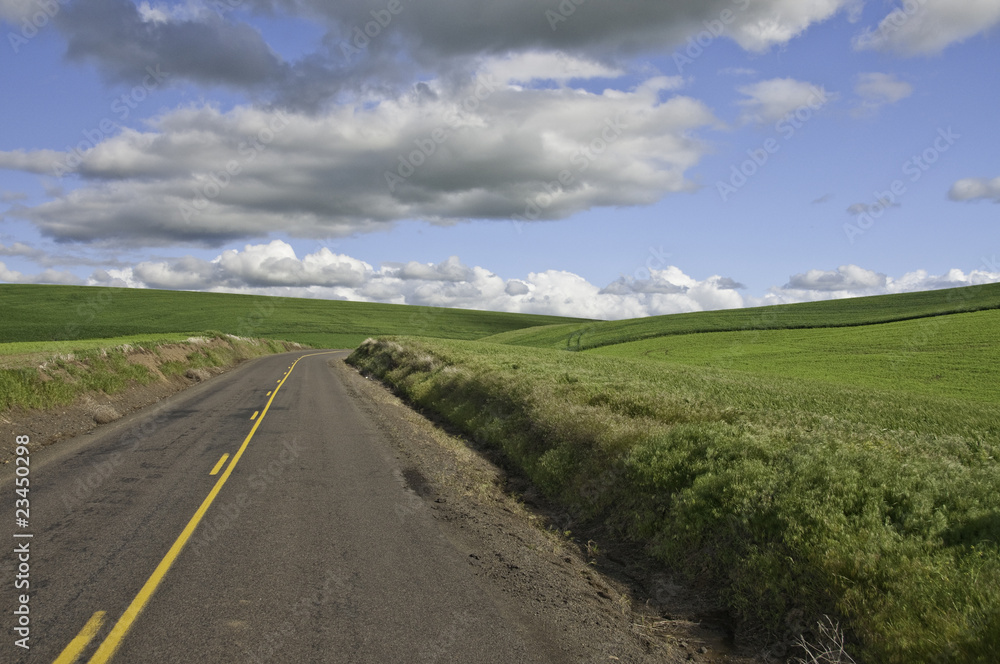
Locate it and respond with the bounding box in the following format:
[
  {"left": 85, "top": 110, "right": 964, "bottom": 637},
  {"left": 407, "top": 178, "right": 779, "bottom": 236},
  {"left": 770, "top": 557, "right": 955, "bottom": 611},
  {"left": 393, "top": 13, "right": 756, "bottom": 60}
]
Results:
[
  {"left": 0, "top": 284, "right": 589, "bottom": 350},
  {"left": 0, "top": 333, "right": 193, "bottom": 366},
  {"left": 484, "top": 282, "right": 1000, "bottom": 351},
  {"left": 349, "top": 287, "right": 1000, "bottom": 662},
  {"left": 0, "top": 336, "right": 296, "bottom": 412},
  {"left": 590, "top": 308, "right": 1000, "bottom": 403}
]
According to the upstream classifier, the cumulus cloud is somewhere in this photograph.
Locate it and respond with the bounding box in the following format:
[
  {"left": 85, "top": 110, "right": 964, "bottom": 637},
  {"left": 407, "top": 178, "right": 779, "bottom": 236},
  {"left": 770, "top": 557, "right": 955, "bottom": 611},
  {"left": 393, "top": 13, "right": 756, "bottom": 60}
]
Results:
[
  {"left": 280, "top": 0, "right": 855, "bottom": 62},
  {"left": 78, "top": 240, "right": 749, "bottom": 320},
  {"left": 6, "top": 241, "right": 998, "bottom": 319},
  {"left": 1, "top": 66, "right": 717, "bottom": 247},
  {"left": 852, "top": 72, "right": 913, "bottom": 116},
  {"left": 3, "top": 0, "right": 858, "bottom": 112},
  {"left": 756, "top": 263, "right": 1000, "bottom": 305},
  {"left": 784, "top": 264, "right": 888, "bottom": 292},
  {"left": 55, "top": 0, "right": 285, "bottom": 88},
  {"left": 0, "top": 261, "right": 81, "bottom": 285},
  {"left": 854, "top": 0, "right": 1000, "bottom": 55},
  {"left": 390, "top": 256, "right": 475, "bottom": 282},
  {"left": 481, "top": 52, "right": 624, "bottom": 85},
  {"left": 737, "top": 78, "right": 835, "bottom": 125},
  {"left": 949, "top": 177, "right": 1000, "bottom": 202}
]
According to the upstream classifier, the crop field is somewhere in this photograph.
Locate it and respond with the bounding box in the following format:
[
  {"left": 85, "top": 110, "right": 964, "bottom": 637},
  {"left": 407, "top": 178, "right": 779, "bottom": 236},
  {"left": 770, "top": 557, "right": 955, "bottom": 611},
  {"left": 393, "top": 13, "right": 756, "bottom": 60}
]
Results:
[
  {"left": 589, "top": 308, "right": 1000, "bottom": 403},
  {"left": 0, "top": 284, "right": 589, "bottom": 351},
  {"left": 349, "top": 282, "right": 1000, "bottom": 663},
  {"left": 484, "top": 281, "right": 1000, "bottom": 351},
  {"left": 0, "top": 284, "right": 584, "bottom": 413}
]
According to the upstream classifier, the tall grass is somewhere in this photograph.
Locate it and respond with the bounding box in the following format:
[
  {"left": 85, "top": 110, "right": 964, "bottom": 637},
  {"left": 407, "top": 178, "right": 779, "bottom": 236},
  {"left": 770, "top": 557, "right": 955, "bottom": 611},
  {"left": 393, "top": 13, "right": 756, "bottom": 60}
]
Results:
[
  {"left": 0, "top": 336, "right": 297, "bottom": 413},
  {"left": 348, "top": 336, "right": 1000, "bottom": 663}
]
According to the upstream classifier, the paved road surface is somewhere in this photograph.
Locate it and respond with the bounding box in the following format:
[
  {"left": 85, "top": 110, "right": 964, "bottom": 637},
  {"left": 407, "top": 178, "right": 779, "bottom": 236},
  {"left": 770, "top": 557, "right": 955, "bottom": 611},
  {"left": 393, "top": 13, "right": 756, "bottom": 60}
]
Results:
[{"left": 1, "top": 351, "right": 570, "bottom": 663}]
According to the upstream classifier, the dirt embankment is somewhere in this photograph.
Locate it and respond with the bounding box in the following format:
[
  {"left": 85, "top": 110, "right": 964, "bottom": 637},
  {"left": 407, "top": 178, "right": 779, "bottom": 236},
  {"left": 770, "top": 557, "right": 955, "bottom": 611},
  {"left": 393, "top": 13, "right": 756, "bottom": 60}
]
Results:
[{"left": 0, "top": 337, "right": 302, "bottom": 464}]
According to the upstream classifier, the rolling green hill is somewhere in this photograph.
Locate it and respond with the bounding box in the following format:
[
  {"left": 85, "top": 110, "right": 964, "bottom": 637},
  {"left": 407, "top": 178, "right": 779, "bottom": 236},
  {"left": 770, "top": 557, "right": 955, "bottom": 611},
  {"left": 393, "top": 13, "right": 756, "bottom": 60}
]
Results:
[
  {"left": 484, "top": 281, "right": 1000, "bottom": 351},
  {"left": 0, "top": 284, "right": 589, "bottom": 351},
  {"left": 348, "top": 282, "right": 1000, "bottom": 662},
  {"left": 589, "top": 308, "right": 1000, "bottom": 403}
]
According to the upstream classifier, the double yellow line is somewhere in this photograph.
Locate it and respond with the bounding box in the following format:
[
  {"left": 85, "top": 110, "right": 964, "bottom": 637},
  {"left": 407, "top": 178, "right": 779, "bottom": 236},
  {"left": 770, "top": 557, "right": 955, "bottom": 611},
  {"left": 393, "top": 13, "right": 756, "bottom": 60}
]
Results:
[{"left": 54, "top": 351, "right": 339, "bottom": 664}]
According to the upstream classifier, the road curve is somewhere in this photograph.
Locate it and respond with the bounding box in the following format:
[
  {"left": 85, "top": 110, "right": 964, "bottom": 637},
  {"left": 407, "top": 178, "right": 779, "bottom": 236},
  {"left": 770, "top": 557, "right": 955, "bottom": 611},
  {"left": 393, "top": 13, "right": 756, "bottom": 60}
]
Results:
[{"left": 1, "top": 350, "right": 567, "bottom": 663}]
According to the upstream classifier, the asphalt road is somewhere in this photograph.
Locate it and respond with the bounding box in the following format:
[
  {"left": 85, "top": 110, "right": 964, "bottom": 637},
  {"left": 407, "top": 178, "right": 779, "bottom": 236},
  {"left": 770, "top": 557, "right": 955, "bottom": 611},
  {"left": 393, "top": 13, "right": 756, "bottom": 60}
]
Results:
[{"left": 1, "top": 351, "right": 566, "bottom": 663}]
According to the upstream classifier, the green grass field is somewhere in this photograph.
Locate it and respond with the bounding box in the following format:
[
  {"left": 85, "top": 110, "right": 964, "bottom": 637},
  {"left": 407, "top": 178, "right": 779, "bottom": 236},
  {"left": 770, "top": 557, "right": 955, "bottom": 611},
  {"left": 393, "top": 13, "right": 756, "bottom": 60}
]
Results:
[
  {"left": 0, "top": 284, "right": 583, "bottom": 413},
  {"left": 0, "top": 284, "right": 589, "bottom": 351},
  {"left": 5, "top": 281, "right": 999, "bottom": 660},
  {"left": 589, "top": 308, "right": 1000, "bottom": 403},
  {"left": 484, "top": 281, "right": 1000, "bottom": 351},
  {"left": 348, "top": 282, "right": 1000, "bottom": 663}
]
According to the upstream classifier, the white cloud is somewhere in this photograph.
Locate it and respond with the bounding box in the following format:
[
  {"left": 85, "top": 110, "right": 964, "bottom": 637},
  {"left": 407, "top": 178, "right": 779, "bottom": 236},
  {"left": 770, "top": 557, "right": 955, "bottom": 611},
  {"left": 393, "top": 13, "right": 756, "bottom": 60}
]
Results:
[
  {"left": 852, "top": 72, "right": 913, "bottom": 116},
  {"left": 737, "top": 78, "right": 835, "bottom": 125},
  {"left": 481, "top": 52, "right": 624, "bottom": 85},
  {"left": 854, "top": 0, "right": 1000, "bottom": 55},
  {"left": 6, "top": 242, "right": 998, "bottom": 320},
  {"left": 0, "top": 261, "right": 81, "bottom": 285},
  {"left": 755, "top": 263, "right": 1000, "bottom": 305},
  {"left": 389, "top": 256, "right": 475, "bottom": 282},
  {"left": 785, "top": 264, "right": 888, "bottom": 292},
  {"left": 77, "top": 240, "right": 747, "bottom": 320},
  {"left": 1, "top": 66, "right": 717, "bottom": 247},
  {"left": 949, "top": 177, "right": 1000, "bottom": 202},
  {"left": 727, "top": 0, "right": 853, "bottom": 51}
]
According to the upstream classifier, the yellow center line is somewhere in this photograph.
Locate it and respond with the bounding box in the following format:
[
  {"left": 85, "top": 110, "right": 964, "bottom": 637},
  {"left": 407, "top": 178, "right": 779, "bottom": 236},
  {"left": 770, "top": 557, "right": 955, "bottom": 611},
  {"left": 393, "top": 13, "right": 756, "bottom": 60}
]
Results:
[
  {"left": 266, "top": 391, "right": 271, "bottom": 396},
  {"left": 250, "top": 410, "right": 259, "bottom": 421},
  {"left": 83, "top": 351, "right": 340, "bottom": 664},
  {"left": 53, "top": 611, "right": 106, "bottom": 664},
  {"left": 209, "top": 454, "right": 229, "bottom": 476}
]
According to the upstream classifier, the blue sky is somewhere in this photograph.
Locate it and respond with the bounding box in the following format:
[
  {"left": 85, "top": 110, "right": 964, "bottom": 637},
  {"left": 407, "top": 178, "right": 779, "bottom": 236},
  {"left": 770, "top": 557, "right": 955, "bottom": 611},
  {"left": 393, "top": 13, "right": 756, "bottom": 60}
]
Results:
[{"left": 1, "top": 0, "right": 998, "bottom": 319}]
